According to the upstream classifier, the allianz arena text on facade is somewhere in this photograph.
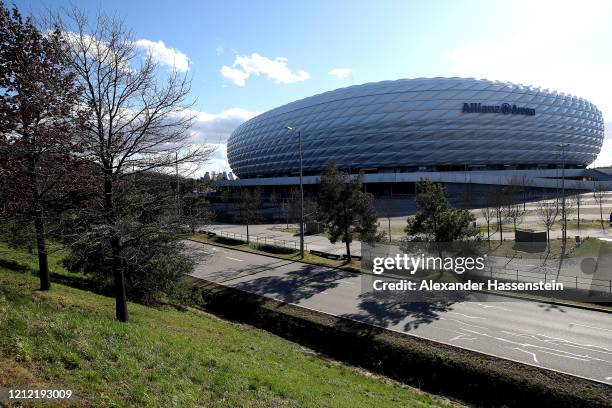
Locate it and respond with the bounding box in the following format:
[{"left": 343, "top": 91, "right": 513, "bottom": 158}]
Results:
[{"left": 227, "top": 77, "right": 604, "bottom": 179}]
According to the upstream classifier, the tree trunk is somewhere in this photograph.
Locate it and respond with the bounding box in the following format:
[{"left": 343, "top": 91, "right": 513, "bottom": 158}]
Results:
[
  {"left": 29, "top": 151, "right": 50, "bottom": 291},
  {"left": 104, "top": 172, "right": 128, "bottom": 322},
  {"left": 345, "top": 240, "right": 351, "bottom": 262},
  {"left": 111, "top": 234, "right": 128, "bottom": 322},
  {"left": 599, "top": 202, "right": 604, "bottom": 229},
  {"left": 388, "top": 218, "right": 391, "bottom": 243},
  {"left": 577, "top": 201, "right": 580, "bottom": 230},
  {"left": 246, "top": 222, "right": 250, "bottom": 243},
  {"left": 486, "top": 220, "right": 490, "bottom": 243},
  {"left": 34, "top": 205, "right": 50, "bottom": 291}
]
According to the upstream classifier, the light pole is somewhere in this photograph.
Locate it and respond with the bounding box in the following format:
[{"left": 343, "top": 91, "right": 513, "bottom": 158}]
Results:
[
  {"left": 286, "top": 126, "right": 305, "bottom": 258},
  {"left": 556, "top": 143, "right": 570, "bottom": 243}
]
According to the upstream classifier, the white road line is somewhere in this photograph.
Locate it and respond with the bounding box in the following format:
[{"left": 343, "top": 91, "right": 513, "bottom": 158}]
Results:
[
  {"left": 571, "top": 323, "right": 612, "bottom": 333},
  {"left": 194, "top": 274, "right": 611, "bottom": 385},
  {"left": 501, "top": 331, "right": 612, "bottom": 355},
  {"left": 447, "top": 318, "right": 488, "bottom": 330},
  {"left": 537, "top": 349, "right": 591, "bottom": 362},
  {"left": 511, "top": 347, "right": 539, "bottom": 364},
  {"left": 460, "top": 327, "right": 612, "bottom": 363},
  {"left": 447, "top": 312, "right": 485, "bottom": 319},
  {"left": 474, "top": 303, "right": 512, "bottom": 312},
  {"left": 226, "top": 257, "right": 244, "bottom": 262},
  {"left": 449, "top": 332, "right": 476, "bottom": 342}
]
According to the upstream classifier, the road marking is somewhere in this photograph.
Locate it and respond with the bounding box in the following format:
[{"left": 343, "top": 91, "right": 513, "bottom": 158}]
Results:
[
  {"left": 461, "top": 327, "right": 610, "bottom": 363},
  {"left": 537, "top": 349, "right": 591, "bottom": 362},
  {"left": 501, "top": 331, "right": 612, "bottom": 355},
  {"left": 447, "top": 318, "right": 488, "bottom": 330},
  {"left": 474, "top": 303, "right": 512, "bottom": 312},
  {"left": 571, "top": 323, "right": 612, "bottom": 333},
  {"left": 449, "top": 332, "right": 476, "bottom": 342},
  {"left": 511, "top": 347, "right": 539, "bottom": 364},
  {"left": 226, "top": 257, "right": 244, "bottom": 262},
  {"left": 447, "top": 312, "right": 485, "bottom": 319}
]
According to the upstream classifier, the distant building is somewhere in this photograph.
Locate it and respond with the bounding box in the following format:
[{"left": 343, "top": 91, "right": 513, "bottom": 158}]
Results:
[{"left": 217, "top": 77, "right": 610, "bottom": 214}]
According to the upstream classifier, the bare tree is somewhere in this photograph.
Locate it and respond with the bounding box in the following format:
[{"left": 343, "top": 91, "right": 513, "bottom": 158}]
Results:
[
  {"left": 485, "top": 187, "right": 507, "bottom": 241},
  {"left": 280, "top": 188, "right": 300, "bottom": 229},
  {"left": 564, "top": 194, "right": 576, "bottom": 237},
  {"left": 237, "top": 187, "right": 263, "bottom": 243},
  {"left": 537, "top": 200, "right": 558, "bottom": 242},
  {"left": 504, "top": 177, "right": 527, "bottom": 236},
  {"left": 181, "top": 192, "right": 213, "bottom": 234},
  {"left": 503, "top": 201, "right": 525, "bottom": 236},
  {"left": 59, "top": 9, "right": 212, "bottom": 322},
  {"left": 592, "top": 183, "right": 607, "bottom": 230},
  {"left": 574, "top": 193, "right": 583, "bottom": 231},
  {"left": 303, "top": 196, "right": 319, "bottom": 223},
  {"left": 378, "top": 197, "right": 396, "bottom": 242},
  {"left": 479, "top": 205, "right": 495, "bottom": 243}
]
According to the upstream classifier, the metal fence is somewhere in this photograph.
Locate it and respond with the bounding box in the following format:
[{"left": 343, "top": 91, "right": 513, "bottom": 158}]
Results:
[
  {"left": 211, "top": 230, "right": 308, "bottom": 252},
  {"left": 470, "top": 265, "right": 612, "bottom": 294}
]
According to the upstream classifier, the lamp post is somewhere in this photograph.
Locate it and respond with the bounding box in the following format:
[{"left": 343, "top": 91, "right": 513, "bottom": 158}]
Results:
[
  {"left": 286, "top": 126, "right": 305, "bottom": 258},
  {"left": 556, "top": 143, "right": 570, "bottom": 243}
]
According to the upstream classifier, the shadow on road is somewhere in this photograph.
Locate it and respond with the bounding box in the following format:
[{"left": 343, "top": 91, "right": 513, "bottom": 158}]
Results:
[
  {"left": 232, "top": 263, "right": 356, "bottom": 304},
  {"left": 339, "top": 289, "right": 468, "bottom": 332}
]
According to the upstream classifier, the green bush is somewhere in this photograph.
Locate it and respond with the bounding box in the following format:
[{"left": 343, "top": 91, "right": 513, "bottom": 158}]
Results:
[
  {"left": 63, "top": 234, "right": 193, "bottom": 305},
  {"left": 250, "top": 243, "right": 297, "bottom": 255},
  {"left": 214, "top": 236, "right": 245, "bottom": 246}
]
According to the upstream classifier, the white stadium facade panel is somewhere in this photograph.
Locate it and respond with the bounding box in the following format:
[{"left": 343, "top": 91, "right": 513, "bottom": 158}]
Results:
[{"left": 227, "top": 77, "right": 604, "bottom": 179}]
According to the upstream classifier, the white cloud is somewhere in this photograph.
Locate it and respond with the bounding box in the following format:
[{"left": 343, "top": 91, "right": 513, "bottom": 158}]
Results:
[
  {"left": 187, "top": 107, "right": 259, "bottom": 145},
  {"left": 446, "top": 1, "right": 612, "bottom": 122},
  {"left": 595, "top": 123, "right": 612, "bottom": 167},
  {"left": 134, "top": 39, "right": 190, "bottom": 72},
  {"left": 220, "top": 66, "right": 249, "bottom": 87},
  {"left": 328, "top": 67, "right": 354, "bottom": 79},
  {"left": 181, "top": 107, "right": 259, "bottom": 175},
  {"left": 220, "top": 53, "right": 310, "bottom": 86}
]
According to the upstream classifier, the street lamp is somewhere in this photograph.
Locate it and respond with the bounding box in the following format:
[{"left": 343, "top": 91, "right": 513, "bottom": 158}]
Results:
[
  {"left": 286, "top": 126, "right": 305, "bottom": 258},
  {"left": 556, "top": 143, "right": 570, "bottom": 243}
]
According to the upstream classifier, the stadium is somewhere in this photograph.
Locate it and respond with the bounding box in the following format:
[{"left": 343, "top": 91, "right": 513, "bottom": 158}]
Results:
[{"left": 220, "top": 77, "right": 610, "bottom": 212}]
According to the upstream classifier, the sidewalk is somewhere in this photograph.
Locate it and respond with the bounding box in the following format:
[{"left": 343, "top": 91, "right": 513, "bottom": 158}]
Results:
[{"left": 207, "top": 222, "right": 362, "bottom": 256}]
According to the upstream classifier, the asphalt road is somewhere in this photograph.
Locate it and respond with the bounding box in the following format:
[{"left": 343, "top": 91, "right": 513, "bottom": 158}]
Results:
[{"left": 186, "top": 240, "right": 612, "bottom": 386}]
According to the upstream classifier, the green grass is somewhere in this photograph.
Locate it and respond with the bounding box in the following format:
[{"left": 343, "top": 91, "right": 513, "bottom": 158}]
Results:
[
  {"left": 0, "top": 241, "right": 75, "bottom": 277},
  {"left": 481, "top": 237, "right": 602, "bottom": 259},
  {"left": 479, "top": 220, "right": 607, "bottom": 235},
  {"left": 192, "top": 235, "right": 363, "bottom": 273},
  {"left": 0, "top": 245, "right": 453, "bottom": 408}
]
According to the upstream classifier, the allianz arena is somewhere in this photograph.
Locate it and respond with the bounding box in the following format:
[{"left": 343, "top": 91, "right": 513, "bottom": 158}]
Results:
[{"left": 227, "top": 77, "right": 604, "bottom": 179}]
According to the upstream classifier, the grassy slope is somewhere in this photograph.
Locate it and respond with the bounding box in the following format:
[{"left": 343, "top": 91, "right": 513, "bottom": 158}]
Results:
[{"left": 0, "top": 245, "right": 455, "bottom": 408}]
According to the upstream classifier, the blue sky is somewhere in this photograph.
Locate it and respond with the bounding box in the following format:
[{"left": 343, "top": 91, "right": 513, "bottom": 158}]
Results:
[{"left": 15, "top": 0, "right": 612, "bottom": 173}]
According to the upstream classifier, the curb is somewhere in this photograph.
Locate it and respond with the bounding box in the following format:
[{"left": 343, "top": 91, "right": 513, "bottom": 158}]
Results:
[
  {"left": 476, "top": 289, "right": 612, "bottom": 314},
  {"left": 187, "top": 237, "right": 361, "bottom": 273},
  {"left": 187, "top": 238, "right": 612, "bottom": 314}
]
